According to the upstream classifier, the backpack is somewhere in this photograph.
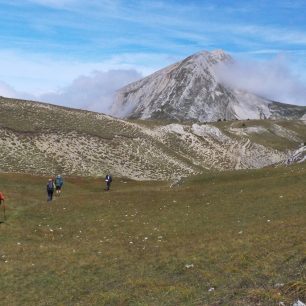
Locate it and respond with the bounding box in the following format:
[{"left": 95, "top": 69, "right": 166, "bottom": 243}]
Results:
[
  {"left": 47, "top": 181, "right": 54, "bottom": 191},
  {"left": 55, "top": 177, "right": 63, "bottom": 186}
]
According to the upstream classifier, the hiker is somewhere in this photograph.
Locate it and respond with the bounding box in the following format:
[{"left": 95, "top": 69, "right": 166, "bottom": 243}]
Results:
[
  {"left": 0, "top": 192, "right": 5, "bottom": 221},
  {"left": 55, "top": 174, "right": 64, "bottom": 196},
  {"left": 46, "top": 179, "right": 55, "bottom": 202},
  {"left": 0, "top": 192, "right": 4, "bottom": 204},
  {"left": 105, "top": 173, "right": 112, "bottom": 191}
]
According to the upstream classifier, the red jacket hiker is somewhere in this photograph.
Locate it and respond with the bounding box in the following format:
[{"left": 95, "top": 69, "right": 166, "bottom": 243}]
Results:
[{"left": 0, "top": 192, "right": 4, "bottom": 202}]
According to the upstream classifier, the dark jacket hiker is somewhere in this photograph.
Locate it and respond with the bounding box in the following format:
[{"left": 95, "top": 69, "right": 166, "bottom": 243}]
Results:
[
  {"left": 105, "top": 174, "right": 112, "bottom": 191},
  {"left": 47, "top": 179, "right": 55, "bottom": 202}
]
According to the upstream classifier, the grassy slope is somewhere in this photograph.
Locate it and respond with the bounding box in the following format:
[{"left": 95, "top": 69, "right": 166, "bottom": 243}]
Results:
[
  {"left": 0, "top": 97, "right": 138, "bottom": 138},
  {"left": 0, "top": 97, "right": 200, "bottom": 179},
  {"left": 2, "top": 97, "right": 306, "bottom": 179},
  {"left": 215, "top": 119, "right": 306, "bottom": 151},
  {"left": 0, "top": 167, "right": 305, "bottom": 305}
]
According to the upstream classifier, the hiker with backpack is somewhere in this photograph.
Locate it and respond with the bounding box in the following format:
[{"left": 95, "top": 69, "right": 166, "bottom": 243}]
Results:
[
  {"left": 55, "top": 174, "right": 64, "bottom": 196},
  {"left": 46, "top": 179, "right": 55, "bottom": 202},
  {"left": 105, "top": 173, "right": 112, "bottom": 191}
]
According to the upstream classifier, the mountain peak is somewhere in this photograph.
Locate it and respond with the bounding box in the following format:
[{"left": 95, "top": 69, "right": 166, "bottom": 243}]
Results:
[
  {"left": 111, "top": 50, "right": 306, "bottom": 122},
  {"left": 191, "top": 49, "right": 231, "bottom": 63}
]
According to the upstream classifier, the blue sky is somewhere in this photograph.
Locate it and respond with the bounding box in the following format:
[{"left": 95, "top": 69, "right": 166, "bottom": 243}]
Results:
[{"left": 1, "top": 0, "right": 306, "bottom": 111}]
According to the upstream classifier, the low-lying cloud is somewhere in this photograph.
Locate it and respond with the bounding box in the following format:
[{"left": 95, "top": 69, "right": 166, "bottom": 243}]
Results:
[
  {"left": 39, "top": 69, "right": 142, "bottom": 113},
  {"left": 0, "top": 69, "right": 142, "bottom": 114},
  {"left": 0, "top": 81, "right": 35, "bottom": 100},
  {"left": 214, "top": 55, "right": 306, "bottom": 105}
]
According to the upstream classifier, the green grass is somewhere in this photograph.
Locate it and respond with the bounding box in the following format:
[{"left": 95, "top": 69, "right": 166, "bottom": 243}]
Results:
[
  {"left": 0, "top": 166, "right": 305, "bottom": 305},
  {"left": 0, "top": 97, "right": 140, "bottom": 139},
  {"left": 216, "top": 119, "right": 305, "bottom": 151}
]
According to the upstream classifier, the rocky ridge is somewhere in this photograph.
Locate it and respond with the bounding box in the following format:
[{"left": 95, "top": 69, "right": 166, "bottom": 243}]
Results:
[{"left": 1, "top": 97, "right": 306, "bottom": 180}]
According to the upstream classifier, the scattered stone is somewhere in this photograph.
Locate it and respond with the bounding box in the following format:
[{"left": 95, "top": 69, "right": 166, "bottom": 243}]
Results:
[
  {"left": 185, "top": 263, "right": 194, "bottom": 269},
  {"left": 293, "top": 300, "right": 306, "bottom": 306}
]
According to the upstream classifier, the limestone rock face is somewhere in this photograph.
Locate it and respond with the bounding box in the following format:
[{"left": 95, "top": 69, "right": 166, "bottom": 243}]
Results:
[{"left": 111, "top": 50, "right": 306, "bottom": 122}]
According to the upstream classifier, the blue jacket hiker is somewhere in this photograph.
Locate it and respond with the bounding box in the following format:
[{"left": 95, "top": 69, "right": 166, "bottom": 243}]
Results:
[{"left": 55, "top": 175, "right": 64, "bottom": 196}]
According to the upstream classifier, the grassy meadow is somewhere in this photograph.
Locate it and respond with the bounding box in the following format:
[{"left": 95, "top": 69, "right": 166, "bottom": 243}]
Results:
[{"left": 0, "top": 166, "right": 305, "bottom": 305}]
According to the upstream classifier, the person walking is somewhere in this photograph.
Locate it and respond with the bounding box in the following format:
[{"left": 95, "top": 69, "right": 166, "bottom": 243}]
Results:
[
  {"left": 46, "top": 178, "right": 55, "bottom": 202},
  {"left": 105, "top": 173, "right": 112, "bottom": 191},
  {"left": 55, "top": 174, "right": 64, "bottom": 196}
]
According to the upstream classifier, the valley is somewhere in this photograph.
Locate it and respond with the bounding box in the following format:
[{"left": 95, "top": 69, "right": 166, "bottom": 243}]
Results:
[{"left": 0, "top": 166, "right": 305, "bottom": 305}]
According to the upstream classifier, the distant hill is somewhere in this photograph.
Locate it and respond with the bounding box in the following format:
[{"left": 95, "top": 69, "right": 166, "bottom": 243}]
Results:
[
  {"left": 111, "top": 50, "right": 306, "bottom": 122},
  {"left": 1, "top": 97, "right": 306, "bottom": 180}
]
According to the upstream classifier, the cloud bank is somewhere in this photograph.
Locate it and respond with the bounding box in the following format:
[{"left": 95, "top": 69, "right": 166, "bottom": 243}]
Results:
[
  {"left": 0, "top": 81, "right": 34, "bottom": 100},
  {"left": 1, "top": 55, "right": 306, "bottom": 114},
  {"left": 39, "top": 69, "right": 142, "bottom": 113},
  {"left": 214, "top": 55, "right": 306, "bottom": 105}
]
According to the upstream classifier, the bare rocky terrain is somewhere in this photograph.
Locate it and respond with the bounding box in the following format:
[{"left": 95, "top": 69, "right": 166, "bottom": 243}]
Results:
[
  {"left": 112, "top": 50, "right": 306, "bottom": 122},
  {"left": 1, "top": 96, "right": 306, "bottom": 180}
]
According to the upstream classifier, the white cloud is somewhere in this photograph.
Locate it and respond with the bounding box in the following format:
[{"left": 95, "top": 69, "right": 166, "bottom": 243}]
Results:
[
  {"left": 0, "top": 68, "right": 143, "bottom": 114},
  {"left": 235, "top": 25, "right": 306, "bottom": 45},
  {"left": 0, "top": 49, "right": 172, "bottom": 95},
  {"left": 26, "top": 0, "right": 79, "bottom": 8},
  {"left": 0, "top": 81, "right": 34, "bottom": 100},
  {"left": 0, "top": 81, "right": 19, "bottom": 98},
  {"left": 39, "top": 69, "right": 142, "bottom": 113},
  {"left": 0, "top": 49, "right": 177, "bottom": 113},
  {"left": 214, "top": 55, "right": 306, "bottom": 105}
]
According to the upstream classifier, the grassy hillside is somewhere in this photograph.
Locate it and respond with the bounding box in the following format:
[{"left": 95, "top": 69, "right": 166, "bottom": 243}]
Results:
[
  {"left": 0, "top": 166, "right": 305, "bottom": 305},
  {"left": 0, "top": 97, "right": 199, "bottom": 180},
  {"left": 2, "top": 97, "right": 306, "bottom": 180}
]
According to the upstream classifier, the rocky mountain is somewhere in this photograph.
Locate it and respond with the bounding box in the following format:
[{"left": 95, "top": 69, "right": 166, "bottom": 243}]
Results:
[
  {"left": 111, "top": 50, "right": 306, "bottom": 122},
  {"left": 1, "top": 97, "right": 306, "bottom": 180}
]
